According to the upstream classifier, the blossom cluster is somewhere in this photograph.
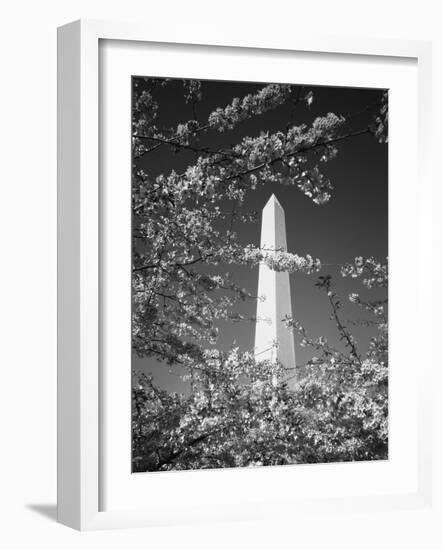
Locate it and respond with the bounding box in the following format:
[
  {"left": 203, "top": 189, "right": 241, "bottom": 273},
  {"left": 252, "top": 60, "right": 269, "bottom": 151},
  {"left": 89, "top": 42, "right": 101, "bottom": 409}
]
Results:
[
  {"left": 208, "top": 84, "right": 293, "bottom": 131},
  {"left": 243, "top": 245, "right": 321, "bottom": 274},
  {"left": 372, "top": 90, "right": 388, "bottom": 144},
  {"left": 341, "top": 256, "right": 388, "bottom": 288}
]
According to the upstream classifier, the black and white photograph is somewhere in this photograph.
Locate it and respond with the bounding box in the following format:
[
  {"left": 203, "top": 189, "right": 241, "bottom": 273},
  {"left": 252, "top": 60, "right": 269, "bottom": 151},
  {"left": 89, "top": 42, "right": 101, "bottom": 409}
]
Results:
[
  {"left": 131, "top": 77, "right": 388, "bottom": 473},
  {"left": 3, "top": 1, "right": 440, "bottom": 544}
]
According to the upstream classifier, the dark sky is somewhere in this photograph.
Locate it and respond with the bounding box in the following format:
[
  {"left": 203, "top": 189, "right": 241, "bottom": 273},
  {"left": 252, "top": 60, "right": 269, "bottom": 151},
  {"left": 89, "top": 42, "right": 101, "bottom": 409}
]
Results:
[{"left": 132, "top": 77, "right": 388, "bottom": 391}]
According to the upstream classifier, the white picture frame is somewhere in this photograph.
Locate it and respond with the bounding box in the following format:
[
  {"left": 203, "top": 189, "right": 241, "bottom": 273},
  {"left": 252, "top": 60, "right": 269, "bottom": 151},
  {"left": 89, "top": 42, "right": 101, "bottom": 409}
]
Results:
[{"left": 57, "top": 19, "right": 433, "bottom": 531}]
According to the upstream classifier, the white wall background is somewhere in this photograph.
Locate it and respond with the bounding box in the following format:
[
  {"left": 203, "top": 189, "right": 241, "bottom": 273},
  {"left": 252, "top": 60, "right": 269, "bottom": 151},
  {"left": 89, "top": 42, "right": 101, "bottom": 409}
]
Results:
[{"left": 0, "top": 1, "right": 441, "bottom": 547}]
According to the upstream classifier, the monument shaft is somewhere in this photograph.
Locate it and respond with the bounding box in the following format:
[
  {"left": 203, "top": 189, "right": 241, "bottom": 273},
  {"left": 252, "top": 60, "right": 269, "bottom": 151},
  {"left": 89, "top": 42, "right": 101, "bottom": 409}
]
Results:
[{"left": 254, "top": 194, "right": 296, "bottom": 370}]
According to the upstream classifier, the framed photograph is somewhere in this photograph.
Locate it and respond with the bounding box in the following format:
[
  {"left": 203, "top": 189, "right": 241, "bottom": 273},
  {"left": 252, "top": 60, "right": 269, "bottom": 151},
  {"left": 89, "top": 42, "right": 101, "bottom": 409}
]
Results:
[{"left": 57, "top": 19, "right": 433, "bottom": 530}]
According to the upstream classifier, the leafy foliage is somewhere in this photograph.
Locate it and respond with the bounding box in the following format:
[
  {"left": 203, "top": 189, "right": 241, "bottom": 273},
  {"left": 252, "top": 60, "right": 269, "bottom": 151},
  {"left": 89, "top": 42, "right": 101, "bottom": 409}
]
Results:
[{"left": 131, "top": 78, "right": 388, "bottom": 471}]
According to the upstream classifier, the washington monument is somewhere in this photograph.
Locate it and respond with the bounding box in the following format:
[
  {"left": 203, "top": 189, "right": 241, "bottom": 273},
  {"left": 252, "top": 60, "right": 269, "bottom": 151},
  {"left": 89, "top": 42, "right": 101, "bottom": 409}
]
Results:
[{"left": 254, "top": 194, "right": 296, "bottom": 370}]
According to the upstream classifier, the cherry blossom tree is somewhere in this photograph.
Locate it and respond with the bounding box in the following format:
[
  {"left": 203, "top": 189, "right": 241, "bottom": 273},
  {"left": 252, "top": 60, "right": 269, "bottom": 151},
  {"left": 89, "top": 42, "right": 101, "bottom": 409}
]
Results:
[{"left": 131, "top": 78, "right": 388, "bottom": 472}]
